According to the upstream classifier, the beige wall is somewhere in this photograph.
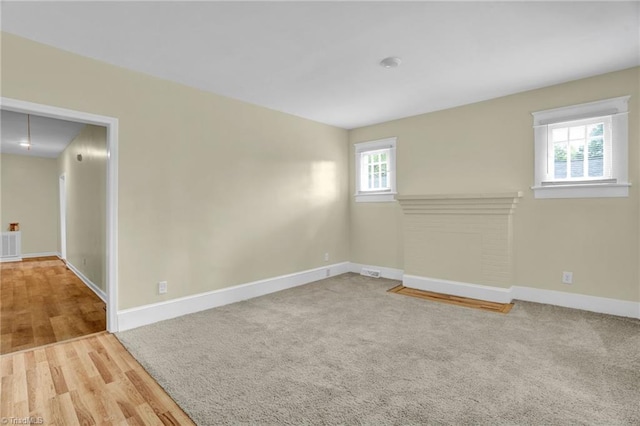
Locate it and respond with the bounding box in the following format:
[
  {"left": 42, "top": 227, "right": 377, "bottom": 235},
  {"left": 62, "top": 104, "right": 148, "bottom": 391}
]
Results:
[
  {"left": 58, "top": 124, "right": 107, "bottom": 291},
  {"left": 349, "top": 67, "right": 639, "bottom": 303},
  {"left": 1, "top": 33, "right": 349, "bottom": 309},
  {"left": 4, "top": 32, "right": 635, "bottom": 308},
  {"left": 0, "top": 153, "right": 59, "bottom": 255}
]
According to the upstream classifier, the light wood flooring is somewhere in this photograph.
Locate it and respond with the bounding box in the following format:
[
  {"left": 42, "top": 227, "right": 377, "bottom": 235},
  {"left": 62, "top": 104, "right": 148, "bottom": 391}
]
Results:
[
  {"left": 1, "top": 257, "right": 106, "bottom": 355},
  {"left": 0, "top": 331, "right": 194, "bottom": 425},
  {"left": 388, "top": 285, "right": 514, "bottom": 313}
]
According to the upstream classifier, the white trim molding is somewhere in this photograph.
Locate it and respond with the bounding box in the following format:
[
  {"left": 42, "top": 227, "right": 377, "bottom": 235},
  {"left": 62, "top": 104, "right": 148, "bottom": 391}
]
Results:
[
  {"left": 66, "top": 261, "right": 107, "bottom": 303},
  {"left": 117, "top": 262, "right": 351, "bottom": 331},
  {"left": 115, "top": 262, "right": 639, "bottom": 331},
  {"left": 530, "top": 182, "right": 631, "bottom": 199},
  {"left": 511, "top": 286, "right": 639, "bottom": 319},
  {"left": 22, "top": 252, "right": 60, "bottom": 259},
  {"left": 403, "top": 274, "right": 513, "bottom": 304},
  {"left": 397, "top": 192, "right": 523, "bottom": 215},
  {"left": 402, "top": 273, "right": 639, "bottom": 319},
  {"left": 531, "top": 96, "right": 630, "bottom": 199},
  {"left": 1, "top": 97, "right": 119, "bottom": 333},
  {"left": 354, "top": 137, "right": 397, "bottom": 203}
]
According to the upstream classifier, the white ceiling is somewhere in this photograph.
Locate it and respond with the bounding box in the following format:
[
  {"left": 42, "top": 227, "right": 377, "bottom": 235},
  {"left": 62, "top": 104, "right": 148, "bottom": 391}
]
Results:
[
  {"left": 1, "top": 1, "right": 639, "bottom": 129},
  {"left": 0, "top": 110, "right": 85, "bottom": 158}
]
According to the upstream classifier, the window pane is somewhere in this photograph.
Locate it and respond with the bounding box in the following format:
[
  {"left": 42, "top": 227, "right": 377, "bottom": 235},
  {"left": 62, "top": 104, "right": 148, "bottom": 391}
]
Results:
[
  {"left": 359, "top": 146, "right": 394, "bottom": 193},
  {"left": 588, "top": 123, "right": 604, "bottom": 137},
  {"left": 552, "top": 127, "right": 568, "bottom": 142},
  {"left": 554, "top": 142, "right": 567, "bottom": 179},
  {"left": 569, "top": 125, "right": 585, "bottom": 140},
  {"left": 588, "top": 137, "right": 604, "bottom": 177},
  {"left": 570, "top": 141, "right": 584, "bottom": 178}
]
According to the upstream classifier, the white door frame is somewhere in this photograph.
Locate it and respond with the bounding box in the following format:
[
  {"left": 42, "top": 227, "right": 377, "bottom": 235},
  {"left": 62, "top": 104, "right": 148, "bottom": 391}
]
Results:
[
  {"left": 1, "top": 97, "right": 119, "bottom": 332},
  {"left": 59, "top": 173, "right": 67, "bottom": 261}
]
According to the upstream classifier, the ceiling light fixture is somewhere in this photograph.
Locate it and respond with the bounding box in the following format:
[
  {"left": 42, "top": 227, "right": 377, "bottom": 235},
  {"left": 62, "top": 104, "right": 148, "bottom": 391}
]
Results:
[{"left": 380, "top": 56, "right": 402, "bottom": 68}]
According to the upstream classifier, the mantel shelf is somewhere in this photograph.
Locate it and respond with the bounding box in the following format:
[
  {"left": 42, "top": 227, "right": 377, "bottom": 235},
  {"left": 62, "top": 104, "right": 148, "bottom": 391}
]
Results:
[{"left": 397, "top": 192, "right": 523, "bottom": 215}]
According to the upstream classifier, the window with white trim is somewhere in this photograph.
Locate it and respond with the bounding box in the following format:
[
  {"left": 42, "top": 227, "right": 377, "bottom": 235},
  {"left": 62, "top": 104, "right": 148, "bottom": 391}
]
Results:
[
  {"left": 355, "top": 137, "right": 397, "bottom": 202},
  {"left": 531, "top": 96, "right": 630, "bottom": 199}
]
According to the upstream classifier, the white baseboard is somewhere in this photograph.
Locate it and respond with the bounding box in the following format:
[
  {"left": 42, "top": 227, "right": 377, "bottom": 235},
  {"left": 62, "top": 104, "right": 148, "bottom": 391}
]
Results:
[
  {"left": 403, "top": 274, "right": 513, "bottom": 304},
  {"left": 512, "top": 286, "right": 640, "bottom": 319},
  {"left": 401, "top": 272, "right": 639, "bottom": 319},
  {"left": 22, "top": 251, "right": 61, "bottom": 259},
  {"left": 66, "top": 261, "right": 107, "bottom": 303},
  {"left": 350, "top": 263, "right": 404, "bottom": 281},
  {"left": 0, "top": 252, "right": 61, "bottom": 262},
  {"left": 115, "top": 261, "right": 639, "bottom": 332},
  {"left": 1, "top": 252, "right": 61, "bottom": 263},
  {"left": 117, "top": 261, "right": 352, "bottom": 331}
]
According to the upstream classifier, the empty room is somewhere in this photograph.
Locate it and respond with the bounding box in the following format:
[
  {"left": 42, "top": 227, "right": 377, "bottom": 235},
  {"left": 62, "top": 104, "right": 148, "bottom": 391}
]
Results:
[{"left": 0, "top": 1, "right": 638, "bottom": 425}]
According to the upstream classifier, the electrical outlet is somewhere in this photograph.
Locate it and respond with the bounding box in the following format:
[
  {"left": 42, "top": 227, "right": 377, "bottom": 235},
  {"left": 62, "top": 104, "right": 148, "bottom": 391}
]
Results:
[
  {"left": 158, "top": 281, "right": 168, "bottom": 294},
  {"left": 326, "top": 268, "right": 330, "bottom": 277},
  {"left": 324, "top": 252, "right": 329, "bottom": 262},
  {"left": 562, "top": 271, "right": 573, "bottom": 284},
  {"left": 83, "top": 258, "right": 87, "bottom": 266}
]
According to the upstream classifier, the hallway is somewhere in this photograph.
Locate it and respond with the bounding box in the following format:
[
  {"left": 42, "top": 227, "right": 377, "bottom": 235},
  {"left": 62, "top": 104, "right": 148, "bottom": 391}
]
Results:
[{"left": 0, "top": 257, "right": 105, "bottom": 355}]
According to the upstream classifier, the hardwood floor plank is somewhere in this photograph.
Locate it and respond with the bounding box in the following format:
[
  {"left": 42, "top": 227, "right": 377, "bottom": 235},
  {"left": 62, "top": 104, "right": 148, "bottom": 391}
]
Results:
[
  {"left": 12, "top": 356, "right": 28, "bottom": 405},
  {"left": 1, "top": 355, "right": 13, "bottom": 377},
  {"left": 58, "top": 392, "right": 81, "bottom": 425},
  {"left": 89, "top": 351, "right": 115, "bottom": 385},
  {"left": 48, "top": 359, "right": 69, "bottom": 396},
  {"left": 1, "top": 258, "right": 106, "bottom": 355},
  {"left": 70, "top": 389, "right": 97, "bottom": 426},
  {"left": 1, "top": 375, "right": 14, "bottom": 415},
  {"left": 26, "top": 365, "right": 38, "bottom": 412},
  {"left": 0, "top": 332, "right": 195, "bottom": 425},
  {"left": 388, "top": 285, "right": 514, "bottom": 314},
  {"left": 12, "top": 399, "right": 28, "bottom": 419},
  {"left": 35, "top": 361, "right": 57, "bottom": 406}
]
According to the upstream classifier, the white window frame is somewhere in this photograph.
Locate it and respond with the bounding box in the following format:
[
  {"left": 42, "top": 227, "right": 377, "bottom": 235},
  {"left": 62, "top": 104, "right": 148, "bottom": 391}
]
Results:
[
  {"left": 354, "top": 137, "right": 397, "bottom": 202},
  {"left": 531, "top": 96, "right": 630, "bottom": 199}
]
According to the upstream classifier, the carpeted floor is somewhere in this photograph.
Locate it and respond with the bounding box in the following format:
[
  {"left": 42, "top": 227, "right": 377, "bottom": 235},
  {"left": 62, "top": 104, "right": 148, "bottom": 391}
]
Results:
[{"left": 117, "top": 273, "right": 640, "bottom": 425}]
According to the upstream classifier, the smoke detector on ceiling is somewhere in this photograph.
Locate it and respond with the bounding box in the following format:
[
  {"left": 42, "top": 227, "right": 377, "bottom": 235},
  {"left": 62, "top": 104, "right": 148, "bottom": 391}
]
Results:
[{"left": 380, "top": 57, "right": 402, "bottom": 68}]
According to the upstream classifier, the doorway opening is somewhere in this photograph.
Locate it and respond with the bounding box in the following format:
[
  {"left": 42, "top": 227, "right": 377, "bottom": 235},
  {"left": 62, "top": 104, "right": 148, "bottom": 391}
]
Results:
[
  {"left": 59, "top": 173, "right": 67, "bottom": 262},
  {"left": 1, "top": 98, "right": 118, "bottom": 340}
]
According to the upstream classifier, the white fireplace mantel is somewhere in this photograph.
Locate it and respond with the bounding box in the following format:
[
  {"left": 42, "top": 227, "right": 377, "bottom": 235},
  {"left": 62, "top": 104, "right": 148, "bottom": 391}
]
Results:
[{"left": 396, "top": 192, "right": 523, "bottom": 215}]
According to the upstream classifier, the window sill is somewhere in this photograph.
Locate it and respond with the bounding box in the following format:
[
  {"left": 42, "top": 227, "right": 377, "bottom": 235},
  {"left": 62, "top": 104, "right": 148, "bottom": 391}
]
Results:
[
  {"left": 531, "top": 182, "right": 630, "bottom": 199},
  {"left": 355, "top": 192, "right": 397, "bottom": 203}
]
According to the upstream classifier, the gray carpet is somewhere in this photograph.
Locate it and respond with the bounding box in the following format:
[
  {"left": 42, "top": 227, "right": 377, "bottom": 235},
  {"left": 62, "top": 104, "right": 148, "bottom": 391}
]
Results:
[{"left": 117, "top": 273, "right": 640, "bottom": 425}]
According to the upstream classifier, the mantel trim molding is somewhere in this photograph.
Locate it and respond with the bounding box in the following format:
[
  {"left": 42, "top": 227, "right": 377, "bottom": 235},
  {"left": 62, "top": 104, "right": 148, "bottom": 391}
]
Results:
[{"left": 397, "top": 192, "right": 523, "bottom": 215}]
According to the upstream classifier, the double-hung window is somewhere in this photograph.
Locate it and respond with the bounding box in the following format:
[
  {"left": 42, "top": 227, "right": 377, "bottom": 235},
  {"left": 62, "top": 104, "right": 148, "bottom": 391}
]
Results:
[
  {"left": 532, "top": 96, "right": 630, "bottom": 199},
  {"left": 355, "top": 137, "right": 397, "bottom": 202}
]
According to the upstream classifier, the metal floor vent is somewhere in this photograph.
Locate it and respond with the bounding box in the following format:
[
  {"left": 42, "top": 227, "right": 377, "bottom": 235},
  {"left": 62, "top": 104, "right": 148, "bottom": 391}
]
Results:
[{"left": 361, "top": 268, "right": 381, "bottom": 278}]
